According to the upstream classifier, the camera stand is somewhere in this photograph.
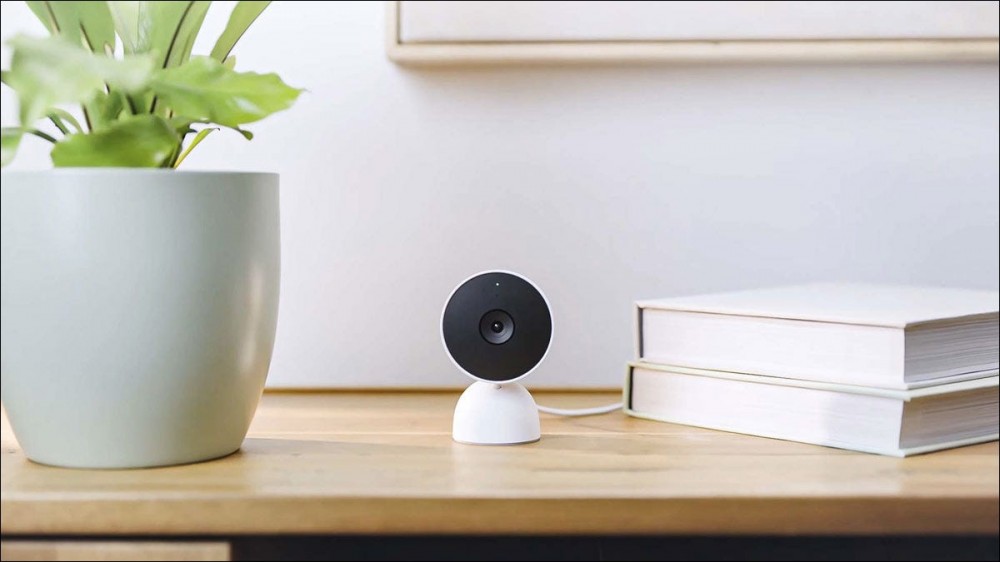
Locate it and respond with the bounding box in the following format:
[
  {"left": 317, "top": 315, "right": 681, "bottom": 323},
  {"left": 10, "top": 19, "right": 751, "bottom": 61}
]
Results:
[{"left": 452, "top": 382, "right": 541, "bottom": 445}]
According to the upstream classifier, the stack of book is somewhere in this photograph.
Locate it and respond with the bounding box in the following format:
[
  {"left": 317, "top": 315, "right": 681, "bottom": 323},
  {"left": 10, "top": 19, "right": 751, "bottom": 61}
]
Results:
[{"left": 625, "top": 283, "right": 999, "bottom": 456}]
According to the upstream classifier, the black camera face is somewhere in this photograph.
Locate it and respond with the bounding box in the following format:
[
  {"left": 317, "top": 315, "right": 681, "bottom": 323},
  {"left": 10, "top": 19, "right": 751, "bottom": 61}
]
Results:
[{"left": 442, "top": 271, "right": 552, "bottom": 383}]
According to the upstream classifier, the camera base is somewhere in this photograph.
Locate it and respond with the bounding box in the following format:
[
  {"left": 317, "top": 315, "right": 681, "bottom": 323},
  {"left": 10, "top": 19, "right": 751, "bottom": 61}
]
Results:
[{"left": 452, "top": 382, "right": 541, "bottom": 445}]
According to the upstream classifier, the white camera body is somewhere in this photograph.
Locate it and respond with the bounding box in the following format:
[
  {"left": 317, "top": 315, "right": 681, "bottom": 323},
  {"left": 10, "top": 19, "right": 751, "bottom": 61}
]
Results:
[{"left": 441, "top": 270, "right": 553, "bottom": 445}]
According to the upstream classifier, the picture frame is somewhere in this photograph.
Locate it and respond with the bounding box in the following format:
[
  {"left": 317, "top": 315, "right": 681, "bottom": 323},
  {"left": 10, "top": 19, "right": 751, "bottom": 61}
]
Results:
[{"left": 386, "top": 1, "right": 1000, "bottom": 65}]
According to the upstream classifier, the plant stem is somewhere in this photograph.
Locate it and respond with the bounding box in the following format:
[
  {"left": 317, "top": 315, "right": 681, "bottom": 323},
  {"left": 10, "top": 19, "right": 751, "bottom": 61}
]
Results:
[
  {"left": 125, "top": 94, "right": 139, "bottom": 115},
  {"left": 79, "top": 25, "right": 95, "bottom": 52},
  {"left": 162, "top": 2, "right": 196, "bottom": 68},
  {"left": 48, "top": 116, "right": 69, "bottom": 135},
  {"left": 163, "top": 142, "right": 182, "bottom": 168},
  {"left": 151, "top": 1, "right": 196, "bottom": 115},
  {"left": 42, "top": 2, "right": 60, "bottom": 33},
  {"left": 82, "top": 105, "right": 93, "bottom": 132},
  {"left": 27, "top": 129, "right": 58, "bottom": 143}
]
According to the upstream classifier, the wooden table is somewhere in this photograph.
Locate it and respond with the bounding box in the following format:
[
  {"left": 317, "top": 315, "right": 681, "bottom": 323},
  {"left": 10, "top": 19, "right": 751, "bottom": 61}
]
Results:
[{"left": 2, "top": 392, "right": 998, "bottom": 560}]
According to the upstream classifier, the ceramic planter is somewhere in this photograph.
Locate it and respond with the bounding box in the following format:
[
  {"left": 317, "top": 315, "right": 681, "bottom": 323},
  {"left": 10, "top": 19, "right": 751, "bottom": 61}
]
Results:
[{"left": 1, "top": 170, "right": 280, "bottom": 468}]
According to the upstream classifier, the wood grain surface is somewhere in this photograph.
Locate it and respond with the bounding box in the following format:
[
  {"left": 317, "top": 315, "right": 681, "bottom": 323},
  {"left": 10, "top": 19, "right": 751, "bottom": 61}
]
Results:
[
  {"left": 2, "top": 392, "right": 997, "bottom": 536},
  {"left": 0, "top": 541, "right": 230, "bottom": 561}
]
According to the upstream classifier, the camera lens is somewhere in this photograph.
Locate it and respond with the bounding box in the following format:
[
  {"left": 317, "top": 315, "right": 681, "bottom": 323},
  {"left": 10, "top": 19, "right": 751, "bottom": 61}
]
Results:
[{"left": 480, "top": 310, "right": 514, "bottom": 345}]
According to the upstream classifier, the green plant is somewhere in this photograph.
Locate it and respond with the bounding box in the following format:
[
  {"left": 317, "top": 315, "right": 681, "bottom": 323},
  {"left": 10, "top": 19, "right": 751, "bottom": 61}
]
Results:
[{"left": 1, "top": 1, "right": 301, "bottom": 168}]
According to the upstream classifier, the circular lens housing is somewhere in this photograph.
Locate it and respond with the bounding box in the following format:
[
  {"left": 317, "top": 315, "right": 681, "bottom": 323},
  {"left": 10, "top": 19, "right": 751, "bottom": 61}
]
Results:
[
  {"left": 479, "top": 310, "right": 514, "bottom": 344},
  {"left": 441, "top": 271, "right": 553, "bottom": 383}
]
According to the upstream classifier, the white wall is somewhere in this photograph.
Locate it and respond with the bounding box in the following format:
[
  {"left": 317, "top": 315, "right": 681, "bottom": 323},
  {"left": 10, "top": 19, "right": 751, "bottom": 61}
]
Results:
[{"left": 3, "top": 1, "right": 998, "bottom": 388}]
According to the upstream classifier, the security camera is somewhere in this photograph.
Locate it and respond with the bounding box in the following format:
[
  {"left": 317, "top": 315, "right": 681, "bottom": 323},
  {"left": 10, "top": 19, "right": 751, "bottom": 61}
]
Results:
[{"left": 441, "top": 270, "right": 552, "bottom": 444}]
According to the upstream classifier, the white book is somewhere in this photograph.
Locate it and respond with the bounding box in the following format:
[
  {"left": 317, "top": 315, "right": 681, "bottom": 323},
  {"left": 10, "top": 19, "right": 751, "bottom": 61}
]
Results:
[
  {"left": 636, "top": 283, "right": 999, "bottom": 389},
  {"left": 624, "top": 362, "right": 999, "bottom": 457}
]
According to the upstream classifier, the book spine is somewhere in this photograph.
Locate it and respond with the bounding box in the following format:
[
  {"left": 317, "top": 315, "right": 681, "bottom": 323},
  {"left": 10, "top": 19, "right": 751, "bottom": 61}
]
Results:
[{"left": 633, "top": 302, "right": 644, "bottom": 360}]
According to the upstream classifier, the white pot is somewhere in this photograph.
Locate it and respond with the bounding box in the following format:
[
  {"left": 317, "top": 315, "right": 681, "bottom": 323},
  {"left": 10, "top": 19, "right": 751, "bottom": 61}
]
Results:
[{"left": 1, "top": 170, "right": 280, "bottom": 468}]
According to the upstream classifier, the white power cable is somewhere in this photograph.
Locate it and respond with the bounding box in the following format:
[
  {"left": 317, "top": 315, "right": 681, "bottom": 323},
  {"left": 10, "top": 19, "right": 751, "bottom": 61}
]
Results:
[{"left": 536, "top": 402, "right": 623, "bottom": 417}]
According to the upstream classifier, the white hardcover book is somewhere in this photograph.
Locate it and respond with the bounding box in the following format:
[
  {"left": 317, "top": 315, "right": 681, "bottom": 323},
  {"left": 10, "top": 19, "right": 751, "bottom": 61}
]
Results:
[
  {"left": 624, "top": 362, "right": 999, "bottom": 457},
  {"left": 636, "top": 283, "right": 999, "bottom": 389}
]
